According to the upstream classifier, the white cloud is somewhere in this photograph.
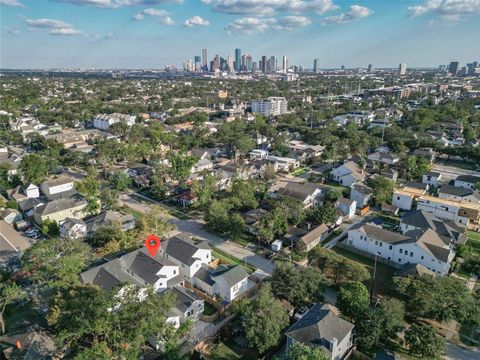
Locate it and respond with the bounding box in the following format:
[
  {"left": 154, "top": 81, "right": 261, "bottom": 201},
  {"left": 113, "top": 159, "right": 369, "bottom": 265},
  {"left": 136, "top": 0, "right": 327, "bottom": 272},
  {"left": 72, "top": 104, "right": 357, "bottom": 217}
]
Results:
[
  {"left": 184, "top": 16, "right": 210, "bottom": 27},
  {"left": 159, "top": 16, "right": 175, "bottom": 25},
  {"left": 132, "top": 13, "right": 145, "bottom": 20},
  {"left": 225, "top": 15, "right": 311, "bottom": 34},
  {"left": 4, "top": 27, "right": 20, "bottom": 34},
  {"left": 407, "top": 0, "right": 480, "bottom": 21},
  {"left": 50, "top": 27, "right": 84, "bottom": 35},
  {"left": 26, "top": 18, "right": 73, "bottom": 29},
  {"left": 132, "top": 7, "right": 170, "bottom": 21},
  {"left": 203, "top": 0, "right": 337, "bottom": 15},
  {"left": 321, "top": 5, "right": 373, "bottom": 25},
  {"left": 0, "top": 0, "right": 24, "bottom": 7},
  {"left": 55, "top": 0, "right": 182, "bottom": 8},
  {"left": 24, "top": 18, "right": 84, "bottom": 36}
]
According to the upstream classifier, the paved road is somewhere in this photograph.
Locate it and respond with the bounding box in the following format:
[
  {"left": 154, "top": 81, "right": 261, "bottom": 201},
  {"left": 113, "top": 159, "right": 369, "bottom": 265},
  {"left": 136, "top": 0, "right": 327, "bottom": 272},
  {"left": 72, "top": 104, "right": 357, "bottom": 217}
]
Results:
[
  {"left": 120, "top": 193, "right": 275, "bottom": 276},
  {"left": 433, "top": 164, "right": 480, "bottom": 181},
  {"left": 445, "top": 341, "right": 479, "bottom": 360}
]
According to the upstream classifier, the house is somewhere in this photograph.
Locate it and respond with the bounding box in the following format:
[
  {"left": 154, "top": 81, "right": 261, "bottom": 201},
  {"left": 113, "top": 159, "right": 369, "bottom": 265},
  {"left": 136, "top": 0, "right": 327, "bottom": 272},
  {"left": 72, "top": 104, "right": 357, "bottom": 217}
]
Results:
[
  {"left": 350, "top": 183, "right": 373, "bottom": 209},
  {"left": 335, "top": 198, "right": 356, "bottom": 220},
  {"left": 193, "top": 264, "right": 249, "bottom": 302},
  {"left": 392, "top": 187, "right": 426, "bottom": 211},
  {"left": 422, "top": 172, "right": 442, "bottom": 187},
  {"left": 59, "top": 218, "right": 88, "bottom": 240},
  {"left": 298, "top": 224, "right": 330, "bottom": 252},
  {"left": 163, "top": 286, "right": 204, "bottom": 325},
  {"left": 331, "top": 161, "right": 367, "bottom": 188},
  {"left": 33, "top": 196, "right": 88, "bottom": 224},
  {"left": 158, "top": 233, "right": 212, "bottom": 282},
  {"left": 249, "top": 149, "right": 268, "bottom": 160},
  {"left": 454, "top": 175, "right": 480, "bottom": 190},
  {"left": 367, "top": 152, "right": 400, "bottom": 165},
  {"left": 333, "top": 111, "right": 374, "bottom": 126},
  {"left": 0, "top": 328, "right": 57, "bottom": 359},
  {"left": 381, "top": 203, "right": 399, "bottom": 216},
  {"left": 396, "top": 263, "right": 436, "bottom": 278},
  {"left": 266, "top": 155, "right": 299, "bottom": 172},
  {"left": 1, "top": 208, "right": 22, "bottom": 224},
  {"left": 93, "top": 113, "right": 135, "bottom": 131},
  {"left": 0, "top": 220, "right": 32, "bottom": 267},
  {"left": 438, "top": 185, "right": 480, "bottom": 203},
  {"left": 347, "top": 223, "right": 455, "bottom": 275},
  {"left": 81, "top": 248, "right": 182, "bottom": 293},
  {"left": 6, "top": 183, "right": 39, "bottom": 201},
  {"left": 243, "top": 208, "right": 268, "bottom": 235},
  {"left": 40, "top": 177, "right": 74, "bottom": 196},
  {"left": 85, "top": 210, "right": 136, "bottom": 233},
  {"left": 23, "top": 183, "right": 40, "bottom": 198},
  {"left": 191, "top": 158, "right": 214, "bottom": 173},
  {"left": 177, "top": 191, "right": 198, "bottom": 208},
  {"left": 285, "top": 303, "right": 354, "bottom": 360},
  {"left": 413, "top": 148, "right": 436, "bottom": 162},
  {"left": 276, "top": 182, "right": 326, "bottom": 209},
  {"left": 380, "top": 169, "right": 398, "bottom": 182},
  {"left": 399, "top": 210, "right": 467, "bottom": 245}
]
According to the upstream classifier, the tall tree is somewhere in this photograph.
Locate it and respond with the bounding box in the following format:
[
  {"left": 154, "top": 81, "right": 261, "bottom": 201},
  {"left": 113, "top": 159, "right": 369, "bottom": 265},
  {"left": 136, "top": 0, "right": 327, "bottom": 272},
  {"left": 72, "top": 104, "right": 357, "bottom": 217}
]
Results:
[
  {"left": 405, "top": 323, "right": 445, "bottom": 359},
  {"left": 287, "top": 342, "right": 328, "bottom": 360},
  {"left": 336, "top": 281, "right": 370, "bottom": 321},
  {"left": 19, "top": 153, "right": 47, "bottom": 184},
  {"left": 0, "top": 282, "right": 26, "bottom": 334},
  {"left": 75, "top": 176, "right": 100, "bottom": 215},
  {"left": 233, "top": 284, "right": 289, "bottom": 354}
]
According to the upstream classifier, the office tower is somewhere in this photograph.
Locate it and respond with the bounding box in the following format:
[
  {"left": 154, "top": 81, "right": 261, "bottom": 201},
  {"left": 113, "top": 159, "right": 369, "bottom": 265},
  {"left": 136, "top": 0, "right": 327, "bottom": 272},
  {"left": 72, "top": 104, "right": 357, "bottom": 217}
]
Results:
[
  {"left": 398, "top": 63, "right": 407, "bottom": 75},
  {"left": 270, "top": 56, "right": 276, "bottom": 72},
  {"left": 235, "top": 48, "right": 241, "bottom": 72},
  {"left": 252, "top": 62, "right": 258, "bottom": 72},
  {"left": 261, "top": 56, "right": 267, "bottom": 73},
  {"left": 201, "top": 48, "right": 207, "bottom": 69},
  {"left": 282, "top": 55, "right": 288, "bottom": 72},
  {"left": 438, "top": 64, "right": 446, "bottom": 71},
  {"left": 194, "top": 55, "right": 201, "bottom": 72},
  {"left": 313, "top": 58, "right": 320, "bottom": 73},
  {"left": 246, "top": 55, "right": 253, "bottom": 72},
  {"left": 341, "top": 65, "right": 345, "bottom": 71},
  {"left": 367, "top": 64, "right": 373, "bottom": 72},
  {"left": 448, "top": 61, "right": 459, "bottom": 75},
  {"left": 213, "top": 55, "right": 220, "bottom": 72},
  {"left": 227, "top": 55, "right": 234, "bottom": 72}
]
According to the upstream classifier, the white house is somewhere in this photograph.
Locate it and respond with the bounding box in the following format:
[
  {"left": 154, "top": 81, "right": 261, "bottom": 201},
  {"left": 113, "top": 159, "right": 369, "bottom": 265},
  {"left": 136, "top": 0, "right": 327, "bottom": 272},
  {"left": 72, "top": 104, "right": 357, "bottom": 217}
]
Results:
[
  {"left": 24, "top": 183, "right": 40, "bottom": 198},
  {"left": 93, "top": 113, "right": 136, "bottom": 131},
  {"left": 285, "top": 303, "right": 354, "bottom": 360},
  {"left": 191, "top": 158, "right": 214, "bottom": 173},
  {"left": 422, "top": 171, "right": 442, "bottom": 187},
  {"left": 331, "top": 161, "right": 367, "bottom": 188},
  {"left": 194, "top": 264, "right": 249, "bottom": 303},
  {"left": 276, "top": 181, "right": 325, "bottom": 209},
  {"left": 347, "top": 223, "right": 455, "bottom": 275},
  {"left": 438, "top": 185, "right": 480, "bottom": 204},
  {"left": 350, "top": 182, "right": 373, "bottom": 208},
  {"left": 266, "top": 155, "right": 299, "bottom": 172},
  {"left": 335, "top": 198, "right": 356, "bottom": 219},
  {"left": 40, "top": 177, "right": 74, "bottom": 196},
  {"left": 249, "top": 149, "right": 268, "bottom": 160},
  {"left": 367, "top": 152, "right": 400, "bottom": 165},
  {"left": 158, "top": 233, "right": 211, "bottom": 282},
  {"left": 454, "top": 175, "right": 480, "bottom": 190},
  {"left": 60, "top": 218, "right": 87, "bottom": 240}
]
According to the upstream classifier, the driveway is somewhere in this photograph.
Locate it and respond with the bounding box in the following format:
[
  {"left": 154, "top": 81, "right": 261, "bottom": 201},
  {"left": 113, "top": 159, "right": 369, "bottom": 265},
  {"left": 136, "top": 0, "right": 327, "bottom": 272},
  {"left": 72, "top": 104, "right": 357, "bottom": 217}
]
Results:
[{"left": 445, "top": 341, "right": 479, "bottom": 360}]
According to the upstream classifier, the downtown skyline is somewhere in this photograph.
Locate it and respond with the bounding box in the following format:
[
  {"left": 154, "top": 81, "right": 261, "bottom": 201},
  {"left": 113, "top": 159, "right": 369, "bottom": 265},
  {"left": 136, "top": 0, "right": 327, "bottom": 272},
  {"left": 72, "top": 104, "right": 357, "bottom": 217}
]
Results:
[{"left": 1, "top": 0, "right": 480, "bottom": 69}]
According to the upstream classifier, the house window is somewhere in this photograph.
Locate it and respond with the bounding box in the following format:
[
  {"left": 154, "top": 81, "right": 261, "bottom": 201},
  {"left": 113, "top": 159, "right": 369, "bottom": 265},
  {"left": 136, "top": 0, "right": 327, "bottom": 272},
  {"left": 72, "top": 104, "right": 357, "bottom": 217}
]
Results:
[
  {"left": 410, "top": 252, "right": 413, "bottom": 257},
  {"left": 389, "top": 245, "right": 393, "bottom": 250},
  {"left": 360, "top": 235, "right": 363, "bottom": 240},
  {"left": 398, "top": 258, "right": 401, "bottom": 263},
  {"left": 397, "top": 196, "right": 400, "bottom": 200},
  {"left": 375, "top": 240, "right": 378, "bottom": 245},
  {"left": 421, "top": 256, "right": 424, "bottom": 260},
  {"left": 173, "top": 270, "right": 176, "bottom": 274},
  {"left": 399, "top": 249, "right": 403, "bottom": 254},
  {"left": 379, "top": 242, "right": 383, "bottom": 247}
]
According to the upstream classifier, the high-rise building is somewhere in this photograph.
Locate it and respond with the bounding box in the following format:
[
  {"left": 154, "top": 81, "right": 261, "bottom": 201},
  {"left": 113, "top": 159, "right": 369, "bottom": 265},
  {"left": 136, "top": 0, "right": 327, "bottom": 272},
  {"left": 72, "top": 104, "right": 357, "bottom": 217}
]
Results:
[
  {"left": 212, "top": 55, "right": 220, "bottom": 72},
  {"left": 235, "top": 48, "right": 242, "bottom": 72},
  {"left": 282, "top": 55, "right": 288, "bottom": 72},
  {"left": 246, "top": 55, "right": 253, "bottom": 72},
  {"left": 252, "top": 61, "right": 258, "bottom": 72},
  {"left": 261, "top": 55, "right": 267, "bottom": 73},
  {"left": 448, "top": 61, "right": 459, "bottom": 75},
  {"left": 270, "top": 56, "right": 276, "bottom": 72},
  {"left": 227, "top": 55, "right": 234, "bottom": 72},
  {"left": 341, "top": 65, "right": 345, "bottom": 71},
  {"left": 201, "top": 48, "right": 207, "bottom": 70},
  {"left": 398, "top": 63, "right": 407, "bottom": 75},
  {"left": 367, "top": 64, "right": 373, "bottom": 72},
  {"left": 194, "top": 55, "right": 201, "bottom": 72},
  {"left": 313, "top": 58, "right": 320, "bottom": 73}
]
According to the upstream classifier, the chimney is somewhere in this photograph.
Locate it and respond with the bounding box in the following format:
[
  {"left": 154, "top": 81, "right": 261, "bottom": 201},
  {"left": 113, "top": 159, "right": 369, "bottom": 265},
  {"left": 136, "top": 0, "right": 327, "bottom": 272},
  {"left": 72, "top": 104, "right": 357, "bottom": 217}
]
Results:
[{"left": 16, "top": 340, "right": 22, "bottom": 349}]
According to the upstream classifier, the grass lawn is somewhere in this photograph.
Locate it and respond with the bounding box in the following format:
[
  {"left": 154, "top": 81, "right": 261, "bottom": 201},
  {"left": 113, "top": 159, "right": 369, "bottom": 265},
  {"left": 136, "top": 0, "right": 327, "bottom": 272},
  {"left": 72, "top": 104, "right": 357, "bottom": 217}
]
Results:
[
  {"left": 206, "top": 340, "right": 258, "bottom": 360},
  {"left": 466, "top": 230, "right": 480, "bottom": 243},
  {"left": 289, "top": 167, "right": 307, "bottom": 176},
  {"left": 230, "top": 233, "right": 253, "bottom": 248},
  {"left": 212, "top": 246, "right": 257, "bottom": 274},
  {"left": 203, "top": 302, "right": 218, "bottom": 316},
  {"left": 120, "top": 206, "right": 143, "bottom": 220},
  {"left": 457, "top": 230, "right": 480, "bottom": 277},
  {"left": 332, "top": 246, "right": 396, "bottom": 296}
]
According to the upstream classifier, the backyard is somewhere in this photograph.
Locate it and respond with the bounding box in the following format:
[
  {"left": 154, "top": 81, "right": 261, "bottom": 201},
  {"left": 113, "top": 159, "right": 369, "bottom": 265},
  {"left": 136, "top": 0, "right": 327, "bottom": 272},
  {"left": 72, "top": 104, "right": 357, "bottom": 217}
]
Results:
[{"left": 205, "top": 339, "right": 258, "bottom": 360}]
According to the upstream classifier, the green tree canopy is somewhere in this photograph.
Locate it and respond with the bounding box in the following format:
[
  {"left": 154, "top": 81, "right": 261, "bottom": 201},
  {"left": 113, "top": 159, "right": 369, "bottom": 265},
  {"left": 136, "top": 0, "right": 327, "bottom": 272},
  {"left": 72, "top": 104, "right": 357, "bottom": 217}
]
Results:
[
  {"left": 19, "top": 153, "right": 47, "bottom": 184},
  {"left": 336, "top": 281, "right": 370, "bottom": 321},
  {"left": 405, "top": 323, "right": 445, "bottom": 359},
  {"left": 287, "top": 343, "right": 328, "bottom": 360}
]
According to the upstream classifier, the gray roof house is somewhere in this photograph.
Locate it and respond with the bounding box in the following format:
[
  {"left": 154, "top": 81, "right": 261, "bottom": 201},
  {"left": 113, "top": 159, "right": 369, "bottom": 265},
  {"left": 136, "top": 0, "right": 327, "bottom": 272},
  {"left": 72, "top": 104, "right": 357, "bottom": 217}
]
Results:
[
  {"left": 285, "top": 303, "right": 354, "bottom": 360},
  {"left": 85, "top": 210, "right": 136, "bottom": 233}
]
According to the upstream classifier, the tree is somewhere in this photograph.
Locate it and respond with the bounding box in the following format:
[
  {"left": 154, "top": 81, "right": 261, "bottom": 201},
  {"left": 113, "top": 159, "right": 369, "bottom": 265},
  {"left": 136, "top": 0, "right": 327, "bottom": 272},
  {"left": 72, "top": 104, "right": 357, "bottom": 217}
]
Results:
[
  {"left": 324, "top": 188, "right": 342, "bottom": 204},
  {"left": 368, "top": 176, "right": 395, "bottom": 205},
  {"left": 75, "top": 176, "right": 100, "bottom": 215},
  {"left": 168, "top": 151, "right": 196, "bottom": 182},
  {"left": 230, "top": 180, "right": 258, "bottom": 212},
  {"left": 108, "top": 172, "right": 131, "bottom": 192},
  {"left": 229, "top": 213, "right": 245, "bottom": 241},
  {"left": 47, "top": 284, "right": 182, "bottom": 358},
  {"left": 287, "top": 343, "right": 327, "bottom": 360},
  {"left": 41, "top": 218, "right": 60, "bottom": 238},
  {"left": 405, "top": 323, "right": 445, "bottom": 359},
  {"left": 307, "top": 205, "right": 338, "bottom": 225},
  {"left": 205, "top": 200, "right": 230, "bottom": 234},
  {"left": 404, "top": 155, "right": 431, "bottom": 180},
  {"left": 336, "top": 281, "right": 370, "bottom": 321},
  {"left": 22, "top": 238, "right": 90, "bottom": 289},
  {"left": 99, "top": 188, "right": 119, "bottom": 210},
  {"left": 233, "top": 284, "right": 289, "bottom": 354},
  {"left": 19, "top": 153, "right": 47, "bottom": 183},
  {"left": 271, "top": 263, "right": 329, "bottom": 307},
  {"left": 377, "top": 297, "right": 405, "bottom": 340},
  {"left": 0, "top": 282, "right": 26, "bottom": 334}
]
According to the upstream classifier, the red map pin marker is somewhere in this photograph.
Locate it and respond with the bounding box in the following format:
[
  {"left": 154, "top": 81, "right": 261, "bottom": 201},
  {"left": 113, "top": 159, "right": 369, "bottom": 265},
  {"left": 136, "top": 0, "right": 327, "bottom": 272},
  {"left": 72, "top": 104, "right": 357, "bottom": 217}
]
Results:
[{"left": 145, "top": 234, "right": 160, "bottom": 257}]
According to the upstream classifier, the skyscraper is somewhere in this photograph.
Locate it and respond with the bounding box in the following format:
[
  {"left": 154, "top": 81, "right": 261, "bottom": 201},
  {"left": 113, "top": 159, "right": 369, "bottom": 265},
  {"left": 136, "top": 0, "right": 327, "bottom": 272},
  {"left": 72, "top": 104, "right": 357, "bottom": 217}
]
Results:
[
  {"left": 227, "top": 55, "right": 234, "bottom": 73},
  {"left": 398, "top": 63, "right": 407, "bottom": 75},
  {"left": 367, "top": 64, "right": 373, "bottom": 72},
  {"left": 235, "top": 48, "right": 242, "bottom": 72},
  {"left": 246, "top": 55, "right": 253, "bottom": 72},
  {"left": 282, "top": 55, "right": 288, "bottom": 72},
  {"left": 261, "top": 56, "right": 267, "bottom": 73},
  {"left": 201, "top": 48, "right": 207, "bottom": 69},
  {"left": 270, "top": 56, "right": 276, "bottom": 72},
  {"left": 448, "top": 61, "right": 459, "bottom": 75},
  {"left": 313, "top": 58, "right": 320, "bottom": 73}
]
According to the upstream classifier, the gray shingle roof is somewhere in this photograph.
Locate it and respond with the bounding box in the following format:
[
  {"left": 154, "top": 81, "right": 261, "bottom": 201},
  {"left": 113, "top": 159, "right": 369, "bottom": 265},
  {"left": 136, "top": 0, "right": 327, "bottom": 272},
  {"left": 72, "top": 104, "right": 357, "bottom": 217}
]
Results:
[
  {"left": 211, "top": 264, "right": 248, "bottom": 287},
  {"left": 162, "top": 233, "right": 210, "bottom": 266},
  {"left": 285, "top": 303, "right": 354, "bottom": 348},
  {"left": 456, "top": 175, "right": 480, "bottom": 184},
  {"left": 439, "top": 184, "right": 475, "bottom": 198}
]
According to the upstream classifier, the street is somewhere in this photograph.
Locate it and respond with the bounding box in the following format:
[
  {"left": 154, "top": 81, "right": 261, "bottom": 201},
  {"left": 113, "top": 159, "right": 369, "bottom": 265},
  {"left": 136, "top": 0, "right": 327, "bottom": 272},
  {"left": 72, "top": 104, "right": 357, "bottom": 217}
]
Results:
[
  {"left": 445, "top": 341, "right": 479, "bottom": 360},
  {"left": 432, "top": 163, "right": 480, "bottom": 181}
]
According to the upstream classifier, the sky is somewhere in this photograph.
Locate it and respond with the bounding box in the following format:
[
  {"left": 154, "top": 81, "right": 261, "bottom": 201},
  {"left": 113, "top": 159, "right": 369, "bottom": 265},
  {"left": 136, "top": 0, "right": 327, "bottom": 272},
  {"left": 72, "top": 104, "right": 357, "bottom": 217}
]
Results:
[{"left": 1, "top": 0, "right": 479, "bottom": 69}]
